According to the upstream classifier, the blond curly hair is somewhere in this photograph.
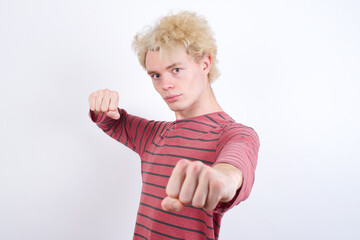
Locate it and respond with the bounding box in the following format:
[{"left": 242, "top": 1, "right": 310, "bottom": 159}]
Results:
[{"left": 132, "top": 11, "right": 220, "bottom": 83}]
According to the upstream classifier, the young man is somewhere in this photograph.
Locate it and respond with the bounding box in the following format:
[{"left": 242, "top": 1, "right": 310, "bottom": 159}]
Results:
[{"left": 88, "top": 11, "right": 259, "bottom": 240}]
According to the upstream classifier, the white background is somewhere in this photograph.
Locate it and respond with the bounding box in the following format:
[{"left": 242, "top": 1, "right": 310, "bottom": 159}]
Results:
[{"left": 1, "top": 0, "right": 359, "bottom": 239}]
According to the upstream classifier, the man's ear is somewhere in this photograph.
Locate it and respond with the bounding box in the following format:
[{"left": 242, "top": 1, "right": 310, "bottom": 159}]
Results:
[{"left": 202, "top": 54, "right": 212, "bottom": 76}]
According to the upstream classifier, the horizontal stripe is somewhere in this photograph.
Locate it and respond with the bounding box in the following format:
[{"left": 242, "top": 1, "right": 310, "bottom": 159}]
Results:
[
  {"left": 152, "top": 142, "right": 216, "bottom": 152},
  {"left": 185, "top": 205, "right": 213, "bottom": 218},
  {"left": 216, "top": 134, "right": 250, "bottom": 148},
  {"left": 141, "top": 191, "right": 163, "bottom": 200},
  {"left": 144, "top": 150, "right": 214, "bottom": 165},
  {"left": 142, "top": 171, "right": 170, "bottom": 178},
  {"left": 174, "top": 119, "right": 218, "bottom": 128},
  {"left": 217, "top": 142, "right": 255, "bottom": 169},
  {"left": 218, "top": 155, "right": 246, "bottom": 168},
  {"left": 134, "top": 232, "right": 147, "bottom": 240},
  {"left": 181, "top": 127, "right": 208, "bottom": 134},
  {"left": 143, "top": 181, "right": 166, "bottom": 189},
  {"left": 137, "top": 212, "right": 215, "bottom": 240},
  {"left": 136, "top": 223, "right": 183, "bottom": 240},
  {"left": 141, "top": 191, "right": 214, "bottom": 220},
  {"left": 141, "top": 160, "right": 175, "bottom": 168},
  {"left": 180, "top": 127, "right": 221, "bottom": 135},
  {"left": 160, "top": 135, "right": 219, "bottom": 142},
  {"left": 140, "top": 202, "right": 214, "bottom": 230},
  {"left": 222, "top": 126, "right": 257, "bottom": 142},
  {"left": 209, "top": 131, "right": 220, "bottom": 134}
]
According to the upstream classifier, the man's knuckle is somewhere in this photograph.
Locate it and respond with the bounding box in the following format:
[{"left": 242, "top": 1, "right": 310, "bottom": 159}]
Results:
[
  {"left": 192, "top": 196, "right": 205, "bottom": 208},
  {"left": 90, "top": 92, "right": 97, "bottom": 98},
  {"left": 189, "top": 161, "right": 204, "bottom": 173},
  {"left": 193, "top": 161, "right": 204, "bottom": 169},
  {"left": 201, "top": 167, "right": 212, "bottom": 178},
  {"left": 94, "top": 91, "right": 102, "bottom": 98},
  {"left": 166, "top": 188, "right": 175, "bottom": 198},
  {"left": 177, "top": 159, "right": 189, "bottom": 168},
  {"left": 179, "top": 193, "right": 191, "bottom": 204},
  {"left": 192, "top": 200, "right": 203, "bottom": 208}
]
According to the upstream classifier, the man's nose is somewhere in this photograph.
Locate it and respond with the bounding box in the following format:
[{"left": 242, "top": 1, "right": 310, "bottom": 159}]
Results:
[{"left": 161, "top": 74, "right": 175, "bottom": 90}]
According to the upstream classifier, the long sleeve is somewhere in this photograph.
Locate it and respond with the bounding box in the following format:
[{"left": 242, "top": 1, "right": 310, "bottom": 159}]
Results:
[{"left": 89, "top": 108, "right": 157, "bottom": 155}]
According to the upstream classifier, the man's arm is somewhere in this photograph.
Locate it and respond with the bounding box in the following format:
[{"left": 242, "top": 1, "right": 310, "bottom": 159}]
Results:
[
  {"left": 88, "top": 88, "right": 158, "bottom": 154},
  {"left": 162, "top": 124, "right": 259, "bottom": 212}
]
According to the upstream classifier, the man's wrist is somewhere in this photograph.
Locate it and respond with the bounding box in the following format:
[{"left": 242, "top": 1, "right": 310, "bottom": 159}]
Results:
[{"left": 212, "top": 163, "right": 243, "bottom": 201}]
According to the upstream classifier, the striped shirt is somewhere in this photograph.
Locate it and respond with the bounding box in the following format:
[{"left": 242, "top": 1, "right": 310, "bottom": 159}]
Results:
[{"left": 89, "top": 108, "right": 260, "bottom": 240}]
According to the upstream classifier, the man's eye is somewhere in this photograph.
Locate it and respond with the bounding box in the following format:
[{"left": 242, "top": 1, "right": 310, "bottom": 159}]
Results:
[
  {"left": 173, "top": 68, "right": 180, "bottom": 73},
  {"left": 153, "top": 74, "right": 160, "bottom": 79}
]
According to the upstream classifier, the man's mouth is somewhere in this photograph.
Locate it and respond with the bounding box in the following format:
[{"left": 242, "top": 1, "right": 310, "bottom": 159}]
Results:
[{"left": 164, "top": 94, "right": 182, "bottom": 103}]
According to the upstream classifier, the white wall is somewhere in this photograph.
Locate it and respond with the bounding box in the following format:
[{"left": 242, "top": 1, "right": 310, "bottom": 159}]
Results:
[{"left": 0, "top": 0, "right": 359, "bottom": 239}]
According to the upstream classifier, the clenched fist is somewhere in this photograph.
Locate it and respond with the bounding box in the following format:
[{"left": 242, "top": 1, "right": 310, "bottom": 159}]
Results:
[
  {"left": 88, "top": 89, "right": 120, "bottom": 119},
  {"left": 161, "top": 159, "right": 243, "bottom": 212}
]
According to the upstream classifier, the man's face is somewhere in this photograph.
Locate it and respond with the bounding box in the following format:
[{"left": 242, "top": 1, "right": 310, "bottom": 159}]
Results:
[{"left": 145, "top": 47, "right": 210, "bottom": 117}]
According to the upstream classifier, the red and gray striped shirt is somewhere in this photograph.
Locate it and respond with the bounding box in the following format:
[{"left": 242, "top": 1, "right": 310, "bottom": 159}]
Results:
[{"left": 89, "top": 108, "right": 259, "bottom": 240}]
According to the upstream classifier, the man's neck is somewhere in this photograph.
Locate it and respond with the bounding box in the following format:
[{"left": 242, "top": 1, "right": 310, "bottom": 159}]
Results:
[{"left": 175, "top": 85, "right": 223, "bottom": 120}]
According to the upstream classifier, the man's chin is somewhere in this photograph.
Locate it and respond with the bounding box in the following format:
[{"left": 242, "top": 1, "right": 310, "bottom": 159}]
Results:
[{"left": 167, "top": 103, "right": 184, "bottom": 112}]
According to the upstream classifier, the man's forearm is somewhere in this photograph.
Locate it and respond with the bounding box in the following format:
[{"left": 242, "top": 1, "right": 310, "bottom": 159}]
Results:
[{"left": 212, "top": 163, "right": 243, "bottom": 192}]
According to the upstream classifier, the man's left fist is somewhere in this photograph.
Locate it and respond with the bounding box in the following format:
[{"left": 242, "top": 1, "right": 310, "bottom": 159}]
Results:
[{"left": 161, "top": 159, "right": 242, "bottom": 212}]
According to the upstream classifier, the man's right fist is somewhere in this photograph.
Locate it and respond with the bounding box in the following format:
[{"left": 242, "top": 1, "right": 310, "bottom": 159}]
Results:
[{"left": 88, "top": 89, "right": 120, "bottom": 120}]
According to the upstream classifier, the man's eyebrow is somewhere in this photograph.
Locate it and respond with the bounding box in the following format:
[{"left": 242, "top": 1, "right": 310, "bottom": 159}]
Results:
[
  {"left": 166, "top": 62, "right": 182, "bottom": 70},
  {"left": 147, "top": 62, "right": 182, "bottom": 75},
  {"left": 147, "top": 70, "right": 157, "bottom": 75}
]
